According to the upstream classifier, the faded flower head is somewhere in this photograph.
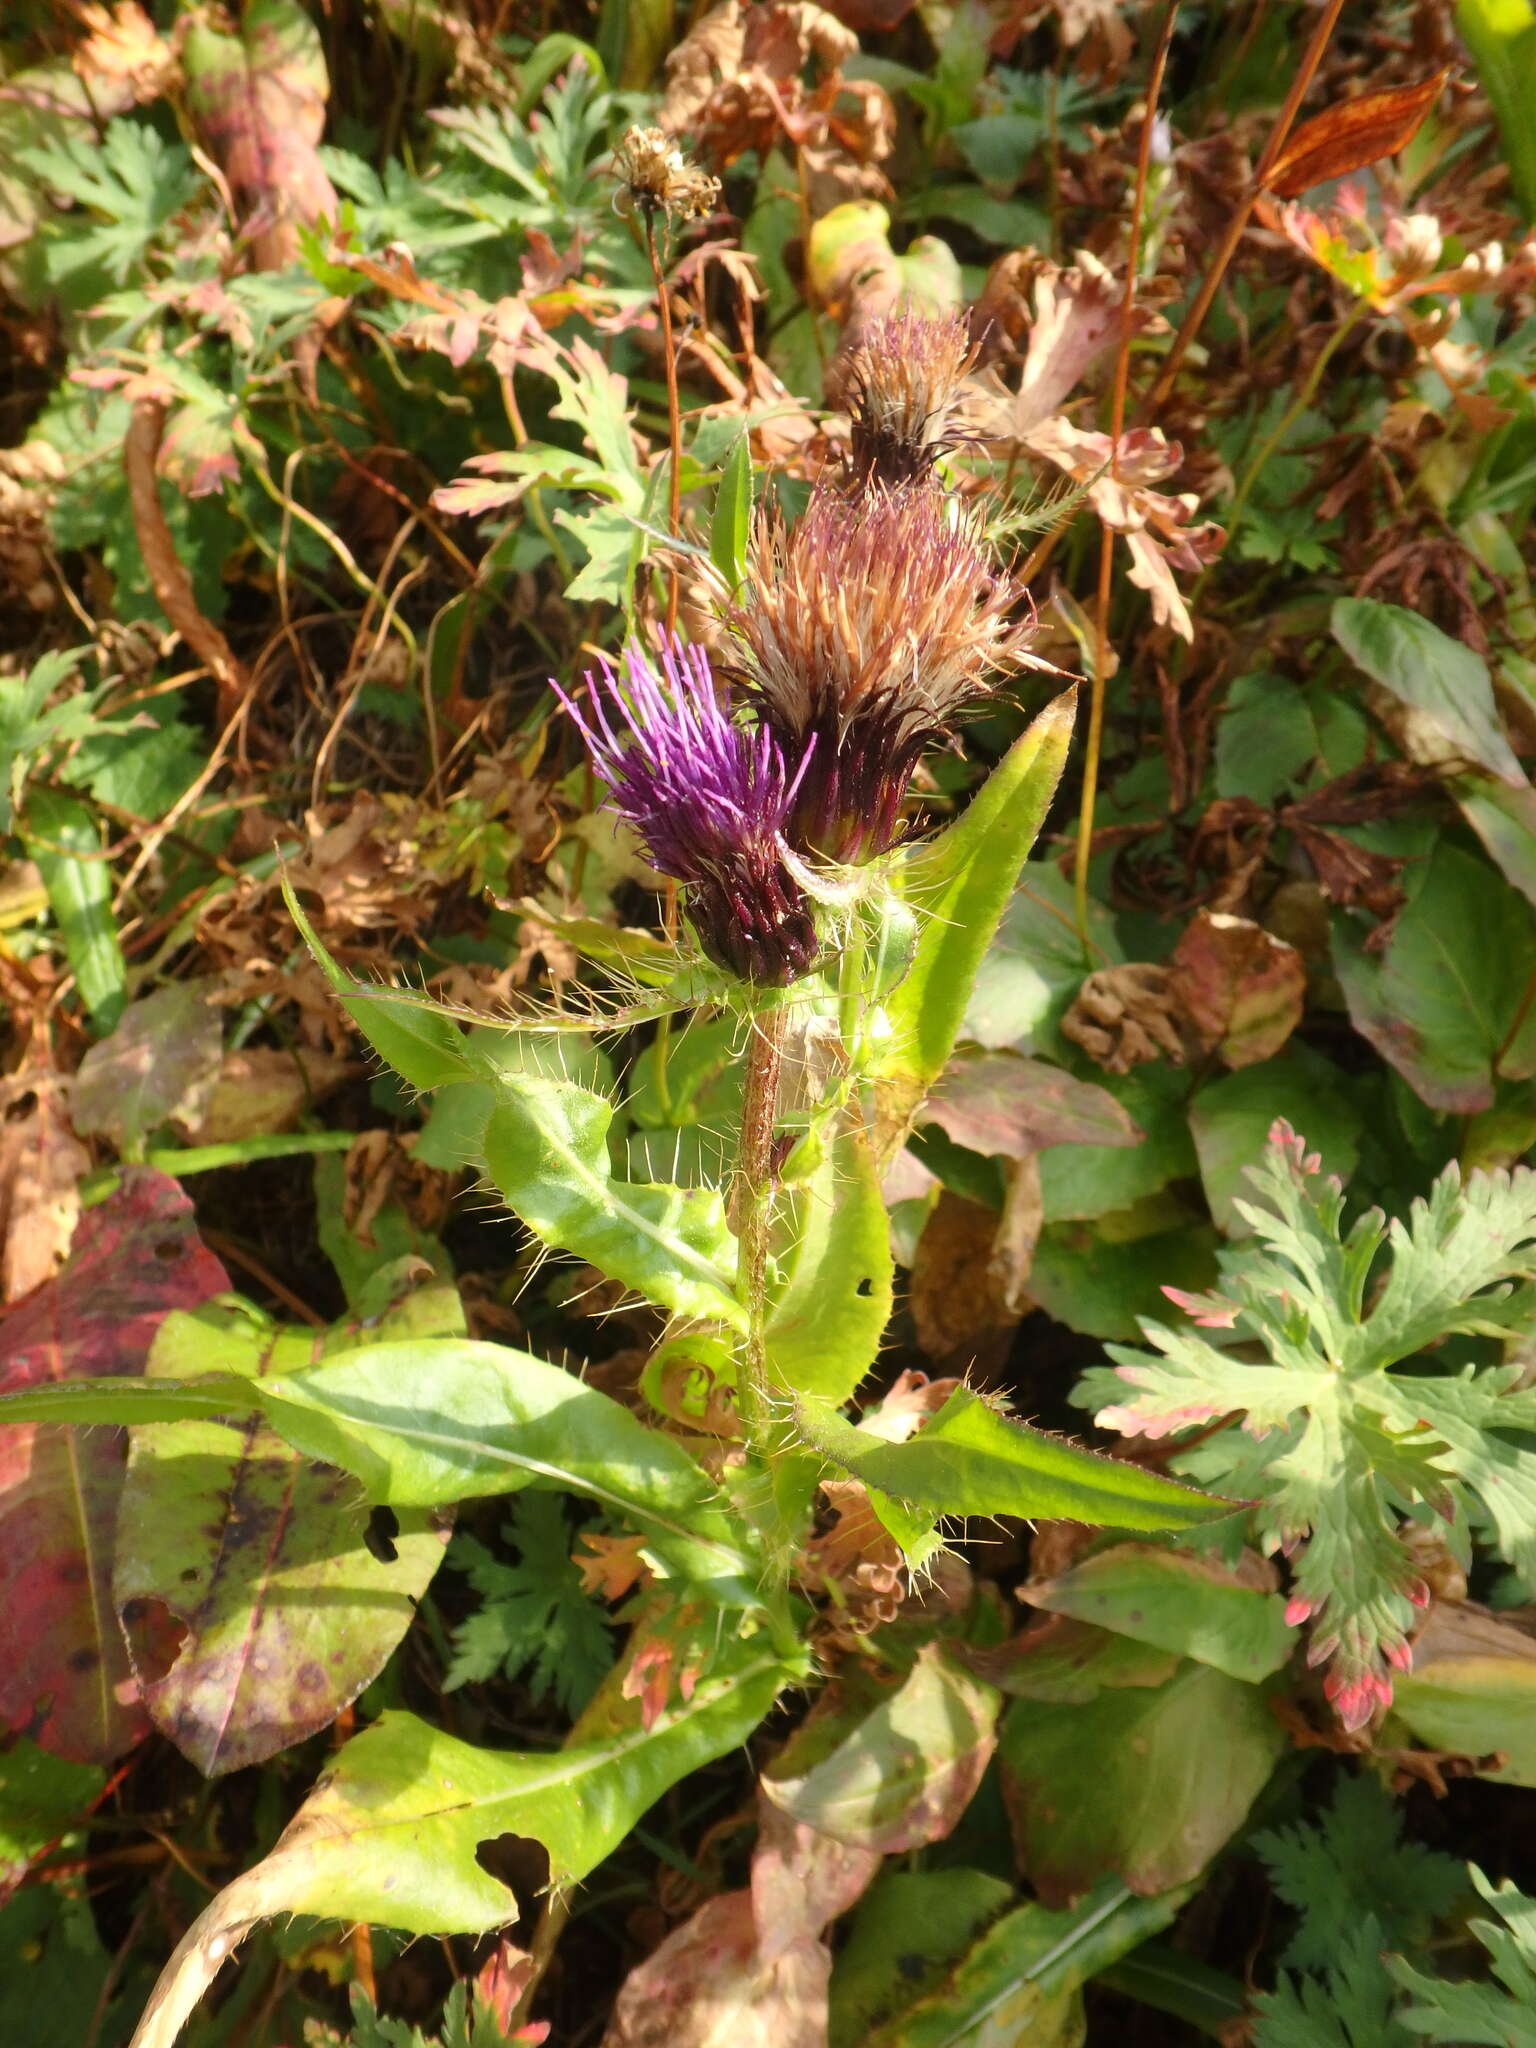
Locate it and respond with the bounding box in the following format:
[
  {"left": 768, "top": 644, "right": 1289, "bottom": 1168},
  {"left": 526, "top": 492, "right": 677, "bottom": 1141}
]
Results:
[
  {"left": 612, "top": 125, "right": 720, "bottom": 223},
  {"left": 724, "top": 482, "right": 1037, "bottom": 862},
  {"left": 838, "top": 309, "right": 978, "bottom": 490},
  {"left": 553, "top": 638, "right": 817, "bottom": 986}
]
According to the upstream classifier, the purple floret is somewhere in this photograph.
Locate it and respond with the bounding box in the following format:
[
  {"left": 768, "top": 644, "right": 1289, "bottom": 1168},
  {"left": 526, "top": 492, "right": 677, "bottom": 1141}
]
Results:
[{"left": 553, "top": 639, "right": 819, "bottom": 986}]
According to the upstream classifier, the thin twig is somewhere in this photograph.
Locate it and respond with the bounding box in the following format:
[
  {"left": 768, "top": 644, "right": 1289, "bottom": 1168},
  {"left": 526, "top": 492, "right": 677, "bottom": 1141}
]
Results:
[
  {"left": 510, "top": 1888, "right": 571, "bottom": 2032},
  {"left": 1074, "top": 0, "right": 1179, "bottom": 947},
  {"left": 1136, "top": 0, "right": 1348, "bottom": 421}
]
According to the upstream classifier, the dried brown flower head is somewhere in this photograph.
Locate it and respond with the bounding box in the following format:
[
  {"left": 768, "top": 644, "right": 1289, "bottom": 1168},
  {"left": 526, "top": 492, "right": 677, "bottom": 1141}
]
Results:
[
  {"left": 612, "top": 125, "right": 720, "bottom": 224},
  {"left": 837, "top": 308, "right": 978, "bottom": 489},
  {"left": 724, "top": 482, "right": 1038, "bottom": 862}
]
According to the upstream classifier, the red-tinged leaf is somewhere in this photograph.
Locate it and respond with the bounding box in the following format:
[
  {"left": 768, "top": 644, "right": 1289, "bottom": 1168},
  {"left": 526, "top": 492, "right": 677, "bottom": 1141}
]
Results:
[
  {"left": 923, "top": 1053, "right": 1142, "bottom": 1160},
  {"left": 604, "top": 1797, "right": 878, "bottom": 2048},
  {"left": 1167, "top": 911, "right": 1306, "bottom": 1070},
  {"left": 1263, "top": 70, "right": 1451, "bottom": 199},
  {"left": 182, "top": 0, "right": 338, "bottom": 271},
  {"left": 0, "top": 1173, "right": 228, "bottom": 1762}
]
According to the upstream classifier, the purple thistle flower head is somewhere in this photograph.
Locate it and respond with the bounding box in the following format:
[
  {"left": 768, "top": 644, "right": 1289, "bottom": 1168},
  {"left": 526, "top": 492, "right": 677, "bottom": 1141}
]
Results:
[{"left": 552, "top": 638, "right": 819, "bottom": 987}]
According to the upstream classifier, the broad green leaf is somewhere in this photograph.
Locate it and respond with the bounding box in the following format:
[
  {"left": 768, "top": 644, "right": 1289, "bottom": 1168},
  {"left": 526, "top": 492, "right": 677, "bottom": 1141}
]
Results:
[
  {"left": 481, "top": 1084, "right": 744, "bottom": 1327},
  {"left": 1331, "top": 596, "right": 1523, "bottom": 784},
  {"left": 763, "top": 1643, "right": 998, "bottom": 1852},
  {"left": 794, "top": 1385, "right": 1226, "bottom": 1539},
  {"left": 255, "top": 1335, "right": 760, "bottom": 1591},
  {"left": 1332, "top": 844, "right": 1536, "bottom": 1112},
  {"left": 999, "top": 1660, "right": 1285, "bottom": 1903},
  {"left": 0, "top": 1739, "right": 102, "bottom": 1897},
  {"left": 115, "top": 1294, "right": 458, "bottom": 1776},
  {"left": 709, "top": 430, "right": 753, "bottom": 593},
  {"left": 1039, "top": 1067, "right": 1197, "bottom": 1223},
  {"left": 285, "top": 884, "right": 479, "bottom": 1091},
  {"left": 860, "top": 1878, "right": 1192, "bottom": 2048},
  {"left": 1028, "top": 1207, "right": 1220, "bottom": 1341},
  {"left": 1023, "top": 1542, "right": 1294, "bottom": 1684},
  {"left": 24, "top": 787, "right": 127, "bottom": 1031},
  {"left": 1189, "top": 1049, "right": 1362, "bottom": 1233},
  {"left": 1390, "top": 1604, "right": 1536, "bottom": 1787},
  {"left": 127, "top": 1636, "right": 790, "bottom": 2048},
  {"left": 829, "top": 1868, "right": 1015, "bottom": 2048},
  {"left": 1215, "top": 672, "right": 1320, "bottom": 803},
  {"left": 963, "top": 860, "right": 1119, "bottom": 1056},
  {"left": 765, "top": 1115, "right": 893, "bottom": 1404},
  {"left": 872, "top": 691, "right": 1076, "bottom": 1154}
]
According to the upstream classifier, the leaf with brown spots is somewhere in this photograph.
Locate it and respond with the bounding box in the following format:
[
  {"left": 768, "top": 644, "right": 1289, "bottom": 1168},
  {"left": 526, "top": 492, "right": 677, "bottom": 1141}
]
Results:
[
  {"left": 0, "top": 1172, "right": 228, "bottom": 1762},
  {"left": 1263, "top": 70, "right": 1451, "bottom": 200},
  {"left": 113, "top": 1287, "right": 460, "bottom": 1777}
]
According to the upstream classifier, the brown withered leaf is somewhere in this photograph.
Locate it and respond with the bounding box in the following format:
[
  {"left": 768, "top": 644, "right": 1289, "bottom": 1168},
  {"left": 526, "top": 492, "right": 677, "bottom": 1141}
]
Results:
[
  {"left": 182, "top": 1045, "right": 356, "bottom": 1146},
  {"left": 71, "top": 1, "right": 174, "bottom": 101},
  {"left": 1263, "top": 70, "right": 1451, "bottom": 199},
  {"left": 972, "top": 252, "right": 1154, "bottom": 439},
  {"left": 0, "top": 1065, "right": 89, "bottom": 1305},
  {"left": 69, "top": 983, "right": 223, "bottom": 1155},
  {"left": 602, "top": 1796, "right": 877, "bottom": 2048},
  {"left": 909, "top": 1191, "right": 1018, "bottom": 1373},
  {"left": 1060, "top": 962, "right": 1187, "bottom": 1074},
  {"left": 1166, "top": 910, "right": 1306, "bottom": 1069}
]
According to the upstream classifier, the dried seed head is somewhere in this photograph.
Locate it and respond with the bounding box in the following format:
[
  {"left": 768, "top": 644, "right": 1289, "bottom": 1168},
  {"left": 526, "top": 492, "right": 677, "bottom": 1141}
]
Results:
[
  {"left": 724, "top": 483, "right": 1037, "bottom": 862},
  {"left": 839, "top": 309, "right": 978, "bottom": 489},
  {"left": 612, "top": 125, "right": 721, "bottom": 223},
  {"left": 553, "top": 639, "right": 817, "bottom": 986}
]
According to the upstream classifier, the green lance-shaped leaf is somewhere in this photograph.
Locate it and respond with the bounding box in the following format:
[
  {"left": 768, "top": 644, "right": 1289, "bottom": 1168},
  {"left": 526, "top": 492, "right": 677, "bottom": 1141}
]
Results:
[
  {"left": 287, "top": 883, "right": 744, "bottom": 1327},
  {"left": 871, "top": 689, "right": 1076, "bottom": 1157},
  {"left": 764, "top": 1114, "right": 893, "bottom": 1405},
  {"left": 284, "top": 882, "right": 480, "bottom": 1092},
  {"left": 709, "top": 430, "right": 754, "bottom": 593},
  {"left": 127, "top": 1639, "right": 791, "bottom": 2048},
  {"left": 0, "top": 1377, "right": 263, "bottom": 1429},
  {"left": 794, "top": 1385, "right": 1228, "bottom": 1543},
  {"left": 256, "top": 1336, "right": 761, "bottom": 1592},
  {"left": 481, "top": 1086, "right": 744, "bottom": 1328},
  {"left": 1457, "top": 0, "right": 1536, "bottom": 223},
  {"left": 24, "top": 787, "right": 128, "bottom": 1031}
]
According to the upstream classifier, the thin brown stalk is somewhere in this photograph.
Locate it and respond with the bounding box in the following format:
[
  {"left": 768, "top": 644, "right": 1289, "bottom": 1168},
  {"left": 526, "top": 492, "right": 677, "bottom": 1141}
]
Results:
[
  {"left": 644, "top": 214, "right": 685, "bottom": 638},
  {"left": 1136, "top": 0, "right": 1348, "bottom": 421},
  {"left": 1074, "top": 0, "right": 1179, "bottom": 946}
]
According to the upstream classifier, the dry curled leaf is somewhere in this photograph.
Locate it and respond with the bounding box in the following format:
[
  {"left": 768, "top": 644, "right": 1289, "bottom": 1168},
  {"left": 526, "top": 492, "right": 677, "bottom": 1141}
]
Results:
[
  {"left": 0, "top": 1064, "right": 89, "bottom": 1305},
  {"left": 1060, "top": 962, "right": 1188, "bottom": 1074},
  {"left": 1263, "top": 70, "right": 1451, "bottom": 199},
  {"left": 1023, "top": 417, "right": 1223, "bottom": 640}
]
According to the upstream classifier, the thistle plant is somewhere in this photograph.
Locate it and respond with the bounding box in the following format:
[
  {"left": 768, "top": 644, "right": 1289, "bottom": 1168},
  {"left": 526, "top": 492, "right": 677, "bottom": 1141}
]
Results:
[{"left": 0, "top": 316, "right": 1224, "bottom": 2048}]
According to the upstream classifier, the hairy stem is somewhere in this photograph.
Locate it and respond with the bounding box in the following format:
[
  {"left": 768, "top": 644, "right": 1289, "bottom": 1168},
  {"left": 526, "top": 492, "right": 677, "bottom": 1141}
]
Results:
[{"left": 733, "top": 1002, "right": 787, "bottom": 1457}]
